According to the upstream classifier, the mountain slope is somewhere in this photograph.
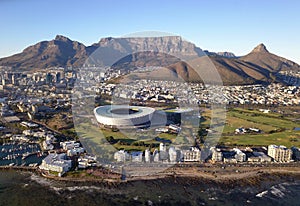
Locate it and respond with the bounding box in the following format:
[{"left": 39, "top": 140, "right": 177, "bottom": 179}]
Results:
[
  {"left": 239, "top": 43, "right": 300, "bottom": 72},
  {"left": 0, "top": 36, "right": 299, "bottom": 85},
  {"left": 85, "top": 36, "right": 202, "bottom": 66},
  {"left": 161, "top": 44, "right": 300, "bottom": 85},
  {"left": 0, "top": 35, "right": 88, "bottom": 69}
]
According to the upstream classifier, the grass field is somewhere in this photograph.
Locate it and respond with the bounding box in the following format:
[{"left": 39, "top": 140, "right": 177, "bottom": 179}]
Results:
[
  {"left": 74, "top": 107, "right": 300, "bottom": 152},
  {"left": 220, "top": 130, "right": 300, "bottom": 147},
  {"left": 216, "top": 108, "right": 300, "bottom": 147}
]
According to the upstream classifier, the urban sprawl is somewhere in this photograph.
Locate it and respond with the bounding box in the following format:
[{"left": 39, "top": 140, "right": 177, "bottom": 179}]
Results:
[{"left": 0, "top": 67, "right": 300, "bottom": 177}]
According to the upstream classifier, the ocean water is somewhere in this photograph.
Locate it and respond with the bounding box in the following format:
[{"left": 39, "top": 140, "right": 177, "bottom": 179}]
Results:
[{"left": 0, "top": 170, "right": 300, "bottom": 206}]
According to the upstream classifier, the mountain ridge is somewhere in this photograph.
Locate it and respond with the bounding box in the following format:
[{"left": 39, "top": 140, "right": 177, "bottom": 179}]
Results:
[{"left": 0, "top": 35, "right": 299, "bottom": 85}]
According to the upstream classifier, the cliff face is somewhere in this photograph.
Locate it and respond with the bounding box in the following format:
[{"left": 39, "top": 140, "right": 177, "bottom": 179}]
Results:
[
  {"left": 86, "top": 36, "right": 201, "bottom": 67},
  {"left": 95, "top": 36, "right": 201, "bottom": 56}
]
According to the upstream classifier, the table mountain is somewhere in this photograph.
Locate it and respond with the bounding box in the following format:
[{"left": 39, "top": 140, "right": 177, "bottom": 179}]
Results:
[{"left": 0, "top": 35, "right": 299, "bottom": 85}]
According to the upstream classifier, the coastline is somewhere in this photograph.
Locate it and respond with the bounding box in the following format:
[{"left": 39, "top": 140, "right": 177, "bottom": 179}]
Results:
[
  {"left": 1, "top": 164, "right": 300, "bottom": 206},
  {"left": 2, "top": 163, "right": 300, "bottom": 186}
]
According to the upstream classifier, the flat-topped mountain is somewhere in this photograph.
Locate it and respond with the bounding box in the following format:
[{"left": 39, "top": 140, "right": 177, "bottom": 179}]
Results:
[{"left": 0, "top": 35, "right": 299, "bottom": 85}]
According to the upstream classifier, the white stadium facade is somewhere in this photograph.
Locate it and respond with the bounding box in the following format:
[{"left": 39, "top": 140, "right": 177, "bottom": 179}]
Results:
[{"left": 94, "top": 105, "right": 155, "bottom": 128}]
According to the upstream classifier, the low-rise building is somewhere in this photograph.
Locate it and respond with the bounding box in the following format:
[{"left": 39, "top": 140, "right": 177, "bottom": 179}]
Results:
[
  {"left": 60, "top": 141, "right": 80, "bottom": 150},
  {"left": 39, "top": 153, "right": 72, "bottom": 176},
  {"left": 233, "top": 148, "right": 246, "bottom": 162},
  {"left": 67, "top": 147, "right": 85, "bottom": 156},
  {"left": 131, "top": 151, "right": 143, "bottom": 162},
  {"left": 182, "top": 147, "right": 201, "bottom": 162},
  {"left": 114, "top": 150, "right": 130, "bottom": 162},
  {"left": 168, "top": 124, "right": 181, "bottom": 133},
  {"left": 78, "top": 154, "right": 98, "bottom": 169},
  {"left": 223, "top": 157, "right": 237, "bottom": 163}
]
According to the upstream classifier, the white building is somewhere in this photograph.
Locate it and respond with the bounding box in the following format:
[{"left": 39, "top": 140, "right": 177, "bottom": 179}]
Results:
[
  {"left": 223, "top": 157, "right": 237, "bottom": 163},
  {"left": 248, "top": 152, "right": 272, "bottom": 163},
  {"left": 131, "top": 151, "right": 143, "bottom": 162},
  {"left": 78, "top": 154, "right": 97, "bottom": 169},
  {"left": 268, "top": 145, "right": 292, "bottom": 162},
  {"left": 67, "top": 147, "right": 85, "bottom": 156},
  {"left": 42, "top": 140, "right": 54, "bottom": 150},
  {"left": 153, "top": 149, "right": 160, "bottom": 162},
  {"left": 233, "top": 148, "right": 246, "bottom": 162},
  {"left": 145, "top": 149, "right": 151, "bottom": 163},
  {"left": 211, "top": 147, "right": 223, "bottom": 162},
  {"left": 168, "top": 124, "right": 181, "bottom": 133},
  {"left": 114, "top": 150, "right": 130, "bottom": 162},
  {"left": 60, "top": 141, "right": 80, "bottom": 150},
  {"left": 39, "top": 153, "right": 72, "bottom": 176},
  {"left": 159, "top": 143, "right": 167, "bottom": 152},
  {"left": 182, "top": 147, "right": 201, "bottom": 162},
  {"left": 23, "top": 130, "right": 33, "bottom": 136},
  {"left": 168, "top": 146, "right": 178, "bottom": 162}
]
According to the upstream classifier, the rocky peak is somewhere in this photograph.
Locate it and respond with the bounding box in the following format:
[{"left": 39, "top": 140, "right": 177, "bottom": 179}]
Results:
[
  {"left": 251, "top": 43, "right": 269, "bottom": 53},
  {"left": 55, "top": 35, "right": 71, "bottom": 42},
  {"left": 217, "top": 52, "right": 236, "bottom": 58}
]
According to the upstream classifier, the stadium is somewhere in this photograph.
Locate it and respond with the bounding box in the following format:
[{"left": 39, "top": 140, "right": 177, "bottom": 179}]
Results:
[{"left": 94, "top": 105, "right": 155, "bottom": 128}]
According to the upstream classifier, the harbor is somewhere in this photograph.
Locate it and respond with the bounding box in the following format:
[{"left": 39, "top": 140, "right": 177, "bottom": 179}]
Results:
[{"left": 0, "top": 142, "right": 44, "bottom": 166}]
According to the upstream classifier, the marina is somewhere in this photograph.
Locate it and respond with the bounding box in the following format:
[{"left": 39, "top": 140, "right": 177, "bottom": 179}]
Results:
[{"left": 0, "top": 142, "right": 44, "bottom": 166}]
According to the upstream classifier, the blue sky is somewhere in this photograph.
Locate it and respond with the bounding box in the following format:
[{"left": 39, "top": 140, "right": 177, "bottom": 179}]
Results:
[{"left": 1, "top": 0, "right": 299, "bottom": 63}]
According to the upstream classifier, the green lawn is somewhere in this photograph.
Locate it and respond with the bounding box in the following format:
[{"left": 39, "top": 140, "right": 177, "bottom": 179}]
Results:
[
  {"left": 75, "top": 107, "right": 300, "bottom": 152},
  {"left": 220, "top": 130, "right": 300, "bottom": 147},
  {"left": 222, "top": 114, "right": 277, "bottom": 134},
  {"left": 229, "top": 109, "right": 298, "bottom": 129},
  {"left": 200, "top": 108, "right": 300, "bottom": 147}
]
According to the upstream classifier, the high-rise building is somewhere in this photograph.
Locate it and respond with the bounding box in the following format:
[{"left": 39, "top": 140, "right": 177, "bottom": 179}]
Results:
[
  {"left": 1, "top": 78, "right": 5, "bottom": 86},
  {"left": 168, "top": 146, "right": 178, "bottom": 162},
  {"left": 159, "top": 143, "right": 167, "bottom": 152},
  {"left": 211, "top": 147, "right": 223, "bottom": 162},
  {"left": 56, "top": 72, "right": 61, "bottom": 83},
  {"left": 268, "top": 145, "right": 292, "bottom": 162},
  {"left": 145, "top": 149, "right": 151, "bottom": 163},
  {"left": 46, "top": 73, "right": 53, "bottom": 84},
  {"left": 11, "top": 74, "right": 19, "bottom": 85},
  {"left": 153, "top": 149, "right": 159, "bottom": 162}
]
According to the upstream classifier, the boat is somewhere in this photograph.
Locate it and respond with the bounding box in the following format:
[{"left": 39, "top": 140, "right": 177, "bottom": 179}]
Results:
[{"left": 22, "top": 152, "right": 31, "bottom": 159}]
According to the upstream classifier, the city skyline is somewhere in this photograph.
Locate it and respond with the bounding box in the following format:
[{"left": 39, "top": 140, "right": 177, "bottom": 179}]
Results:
[{"left": 1, "top": 0, "right": 300, "bottom": 63}]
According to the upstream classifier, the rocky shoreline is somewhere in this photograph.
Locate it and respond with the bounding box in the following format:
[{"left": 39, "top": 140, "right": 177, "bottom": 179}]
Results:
[
  {"left": 2, "top": 165, "right": 300, "bottom": 206},
  {"left": 2, "top": 163, "right": 300, "bottom": 188}
]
